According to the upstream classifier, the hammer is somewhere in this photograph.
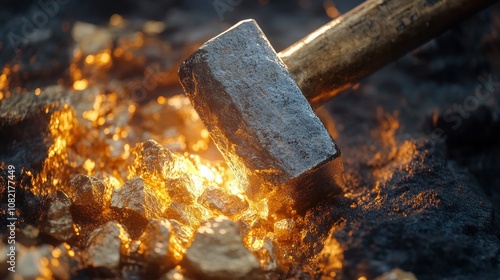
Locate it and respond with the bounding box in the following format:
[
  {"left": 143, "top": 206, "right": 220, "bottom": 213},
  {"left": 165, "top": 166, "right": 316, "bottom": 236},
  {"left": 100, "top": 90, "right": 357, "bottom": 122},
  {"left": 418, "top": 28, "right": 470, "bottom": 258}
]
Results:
[{"left": 178, "top": 0, "right": 495, "bottom": 215}]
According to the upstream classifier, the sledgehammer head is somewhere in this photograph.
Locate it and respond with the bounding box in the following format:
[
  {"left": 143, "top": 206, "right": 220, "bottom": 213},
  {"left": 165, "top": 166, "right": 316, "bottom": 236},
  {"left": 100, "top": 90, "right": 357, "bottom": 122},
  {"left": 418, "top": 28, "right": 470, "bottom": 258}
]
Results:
[{"left": 178, "top": 19, "right": 343, "bottom": 214}]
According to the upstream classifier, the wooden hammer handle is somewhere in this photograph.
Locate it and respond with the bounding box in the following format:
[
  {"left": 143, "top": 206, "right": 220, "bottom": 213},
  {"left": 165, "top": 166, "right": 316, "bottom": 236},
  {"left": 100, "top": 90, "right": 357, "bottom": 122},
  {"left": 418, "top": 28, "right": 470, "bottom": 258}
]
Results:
[{"left": 279, "top": 0, "right": 496, "bottom": 108}]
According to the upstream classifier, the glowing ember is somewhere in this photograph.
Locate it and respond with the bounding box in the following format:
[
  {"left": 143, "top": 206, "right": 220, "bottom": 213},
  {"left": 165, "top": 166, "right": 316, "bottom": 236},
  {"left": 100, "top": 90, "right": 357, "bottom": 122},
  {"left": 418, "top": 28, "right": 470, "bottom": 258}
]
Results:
[
  {"left": 0, "top": 67, "right": 10, "bottom": 92},
  {"left": 14, "top": 52, "right": 299, "bottom": 276},
  {"left": 73, "top": 79, "right": 89, "bottom": 90}
]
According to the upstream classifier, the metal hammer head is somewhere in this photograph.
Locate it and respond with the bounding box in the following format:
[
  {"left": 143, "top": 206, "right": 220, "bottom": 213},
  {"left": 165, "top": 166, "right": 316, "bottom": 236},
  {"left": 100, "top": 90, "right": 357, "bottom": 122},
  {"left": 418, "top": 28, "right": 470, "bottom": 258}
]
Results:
[{"left": 178, "top": 19, "right": 343, "bottom": 215}]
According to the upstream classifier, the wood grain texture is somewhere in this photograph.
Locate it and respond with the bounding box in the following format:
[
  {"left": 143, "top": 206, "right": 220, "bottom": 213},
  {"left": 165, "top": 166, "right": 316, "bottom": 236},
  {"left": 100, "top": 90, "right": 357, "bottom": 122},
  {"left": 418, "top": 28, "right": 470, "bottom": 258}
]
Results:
[{"left": 279, "top": 0, "right": 497, "bottom": 108}]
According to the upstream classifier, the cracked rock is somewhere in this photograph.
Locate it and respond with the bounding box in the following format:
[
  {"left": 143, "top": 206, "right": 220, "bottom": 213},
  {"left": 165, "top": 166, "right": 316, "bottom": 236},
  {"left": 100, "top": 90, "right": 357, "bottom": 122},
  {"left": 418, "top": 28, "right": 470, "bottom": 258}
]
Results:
[
  {"left": 254, "top": 237, "right": 283, "bottom": 272},
  {"left": 138, "top": 219, "right": 175, "bottom": 266},
  {"left": 165, "top": 174, "right": 196, "bottom": 204},
  {"left": 168, "top": 219, "right": 194, "bottom": 262},
  {"left": 68, "top": 174, "right": 111, "bottom": 217},
  {"left": 111, "top": 177, "right": 167, "bottom": 220},
  {"left": 42, "top": 190, "right": 75, "bottom": 242},
  {"left": 183, "top": 216, "right": 259, "bottom": 280},
  {"left": 83, "top": 221, "right": 130, "bottom": 270},
  {"left": 163, "top": 202, "right": 203, "bottom": 228},
  {"left": 130, "top": 140, "right": 195, "bottom": 181},
  {"left": 198, "top": 187, "right": 248, "bottom": 216}
]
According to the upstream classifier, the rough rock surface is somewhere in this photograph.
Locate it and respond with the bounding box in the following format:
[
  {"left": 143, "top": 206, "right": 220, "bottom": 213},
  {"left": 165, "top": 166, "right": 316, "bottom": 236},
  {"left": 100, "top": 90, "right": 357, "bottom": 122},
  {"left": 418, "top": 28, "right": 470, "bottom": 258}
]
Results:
[
  {"left": 83, "top": 220, "right": 130, "bottom": 270},
  {"left": 130, "top": 139, "right": 194, "bottom": 180},
  {"left": 163, "top": 202, "right": 203, "bottom": 228},
  {"left": 68, "top": 174, "right": 111, "bottom": 216},
  {"left": 165, "top": 174, "right": 197, "bottom": 204},
  {"left": 138, "top": 219, "right": 175, "bottom": 266},
  {"left": 183, "top": 216, "right": 260, "bottom": 280},
  {"left": 111, "top": 176, "right": 167, "bottom": 220},
  {"left": 0, "top": 86, "right": 69, "bottom": 172},
  {"left": 198, "top": 187, "right": 249, "bottom": 217},
  {"left": 41, "top": 190, "right": 75, "bottom": 241},
  {"left": 168, "top": 218, "right": 195, "bottom": 261}
]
